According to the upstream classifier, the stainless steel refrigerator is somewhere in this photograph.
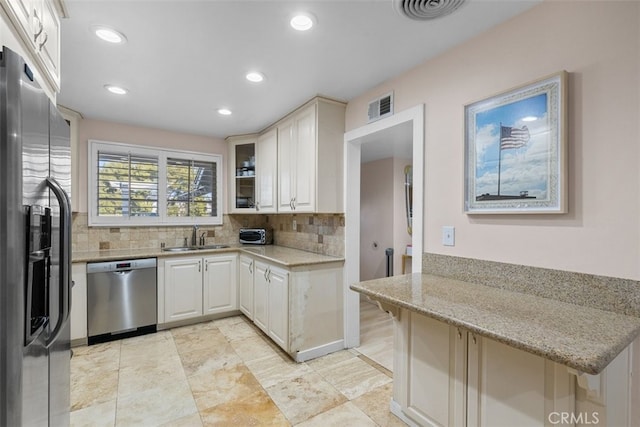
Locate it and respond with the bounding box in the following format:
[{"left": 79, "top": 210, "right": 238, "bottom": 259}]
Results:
[{"left": 0, "top": 46, "right": 72, "bottom": 426}]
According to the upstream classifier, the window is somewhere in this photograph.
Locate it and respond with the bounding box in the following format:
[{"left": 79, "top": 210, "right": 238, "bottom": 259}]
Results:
[
  {"left": 96, "top": 152, "right": 159, "bottom": 218},
  {"left": 89, "top": 140, "right": 223, "bottom": 226},
  {"left": 166, "top": 158, "right": 217, "bottom": 218}
]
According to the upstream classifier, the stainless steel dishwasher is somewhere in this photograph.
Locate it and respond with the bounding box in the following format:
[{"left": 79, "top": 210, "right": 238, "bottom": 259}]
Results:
[{"left": 87, "top": 258, "right": 157, "bottom": 344}]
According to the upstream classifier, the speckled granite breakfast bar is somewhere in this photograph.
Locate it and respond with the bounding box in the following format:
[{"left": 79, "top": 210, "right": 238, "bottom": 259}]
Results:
[{"left": 350, "top": 254, "right": 640, "bottom": 375}]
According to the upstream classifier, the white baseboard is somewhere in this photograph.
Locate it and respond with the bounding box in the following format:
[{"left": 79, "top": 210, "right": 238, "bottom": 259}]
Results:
[{"left": 294, "top": 339, "right": 345, "bottom": 362}]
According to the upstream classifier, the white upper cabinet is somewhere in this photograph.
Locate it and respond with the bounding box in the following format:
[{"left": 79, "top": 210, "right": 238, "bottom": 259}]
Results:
[
  {"left": 256, "top": 128, "right": 278, "bottom": 213},
  {"left": 228, "top": 96, "right": 345, "bottom": 214},
  {"left": 1, "top": 0, "right": 61, "bottom": 92},
  {"left": 278, "top": 104, "right": 317, "bottom": 212},
  {"left": 276, "top": 117, "right": 295, "bottom": 212},
  {"left": 277, "top": 97, "right": 346, "bottom": 213},
  {"left": 227, "top": 135, "right": 258, "bottom": 213},
  {"left": 37, "top": 0, "right": 60, "bottom": 87}
]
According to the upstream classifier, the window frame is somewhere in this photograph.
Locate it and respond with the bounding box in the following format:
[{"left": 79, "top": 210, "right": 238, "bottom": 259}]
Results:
[{"left": 89, "top": 140, "right": 223, "bottom": 227}]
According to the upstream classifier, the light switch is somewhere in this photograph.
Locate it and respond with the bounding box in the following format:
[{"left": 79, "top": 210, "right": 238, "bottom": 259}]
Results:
[{"left": 442, "top": 226, "right": 455, "bottom": 246}]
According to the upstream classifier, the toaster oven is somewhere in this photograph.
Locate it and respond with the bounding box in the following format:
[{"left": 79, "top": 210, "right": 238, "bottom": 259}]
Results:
[{"left": 239, "top": 228, "right": 273, "bottom": 245}]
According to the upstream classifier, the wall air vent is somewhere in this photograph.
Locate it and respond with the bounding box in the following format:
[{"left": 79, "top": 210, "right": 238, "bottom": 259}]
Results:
[
  {"left": 367, "top": 92, "right": 394, "bottom": 123},
  {"left": 394, "top": 0, "right": 466, "bottom": 21}
]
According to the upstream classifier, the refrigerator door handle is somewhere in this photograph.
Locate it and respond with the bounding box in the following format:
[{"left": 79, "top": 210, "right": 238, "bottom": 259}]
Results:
[{"left": 45, "top": 177, "right": 71, "bottom": 349}]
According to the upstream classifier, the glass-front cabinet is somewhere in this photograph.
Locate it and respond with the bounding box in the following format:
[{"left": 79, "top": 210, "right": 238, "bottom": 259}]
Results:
[
  {"left": 227, "top": 131, "right": 277, "bottom": 214},
  {"left": 227, "top": 135, "right": 257, "bottom": 212}
]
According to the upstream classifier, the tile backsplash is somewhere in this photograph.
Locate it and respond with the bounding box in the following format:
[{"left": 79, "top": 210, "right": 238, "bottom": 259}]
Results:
[{"left": 72, "top": 212, "right": 344, "bottom": 257}]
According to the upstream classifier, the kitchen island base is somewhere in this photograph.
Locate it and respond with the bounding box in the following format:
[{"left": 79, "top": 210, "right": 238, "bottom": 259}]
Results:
[{"left": 389, "top": 307, "right": 635, "bottom": 427}]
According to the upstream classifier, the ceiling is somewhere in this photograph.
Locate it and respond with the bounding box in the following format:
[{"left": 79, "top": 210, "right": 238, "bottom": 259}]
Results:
[
  {"left": 361, "top": 120, "right": 413, "bottom": 163},
  {"left": 58, "top": 0, "right": 540, "bottom": 140}
]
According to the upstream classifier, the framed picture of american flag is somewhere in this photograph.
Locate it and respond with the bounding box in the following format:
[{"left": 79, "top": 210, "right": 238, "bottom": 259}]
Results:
[{"left": 464, "top": 71, "right": 568, "bottom": 214}]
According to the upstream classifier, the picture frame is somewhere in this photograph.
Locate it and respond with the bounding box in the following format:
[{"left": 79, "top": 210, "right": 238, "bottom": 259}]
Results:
[{"left": 464, "top": 71, "right": 568, "bottom": 214}]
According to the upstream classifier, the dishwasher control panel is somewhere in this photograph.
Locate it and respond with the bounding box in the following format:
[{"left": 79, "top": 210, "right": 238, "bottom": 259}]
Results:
[{"left": 86, "top": 258, "right": 157, "bottom": 273}]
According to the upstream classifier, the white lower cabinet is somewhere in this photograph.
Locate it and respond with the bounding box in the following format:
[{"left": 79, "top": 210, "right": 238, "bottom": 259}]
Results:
[
  {"left": 252, "top": 260, "right": 269, "bottom": 332},
  {"left": 160, "top": 254, "right": 238, "bottom": 324},
  {"left": 203, "top": 255, "right": 238, "bottom": 315},
  {"left": 254, "top": 260, "right": 289, "bottom": 350},
  {"left": 238, "top": 254, "right": 254, "bottom": 319},
  {"left": 246, "top": 259, "right": 289, "bottom": 350},
  {"left": 395, "top": 310, "right": 575, "bottom": 427},
  {"left": 163, "top": 257, "right": 203, "bottom": 322},
  {"left": 70, "top": 262, "right": 87, "bottom": 342},
  {"left": 240, "top": 254, "right": 344, "bottom": 361}
]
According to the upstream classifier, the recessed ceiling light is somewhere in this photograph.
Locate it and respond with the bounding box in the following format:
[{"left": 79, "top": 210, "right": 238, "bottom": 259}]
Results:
[
  {"left": 217, "top": 108, "right": 232, "bottom": 116},
  {"left": 91, "top": 25, "right": 127, "bottom": 44},
  {"left": 246, "top": 72, "right": 265, "bottom": 83},
  {"left": 290, "top": 13, "right": 315, "bottom": 31},
  {"left": 104, "top": 84, "right": 128, "bottom": 95}
]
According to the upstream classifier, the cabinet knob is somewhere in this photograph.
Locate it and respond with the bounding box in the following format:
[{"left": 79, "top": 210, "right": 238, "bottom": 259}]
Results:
[{"left": 457, "top": 329, "right": 462, "bottom": 340}]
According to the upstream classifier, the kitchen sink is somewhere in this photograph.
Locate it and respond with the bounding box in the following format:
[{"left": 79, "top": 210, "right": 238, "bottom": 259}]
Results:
[{"left": 162, "top": 247, "right": 193, "bottom": 252}]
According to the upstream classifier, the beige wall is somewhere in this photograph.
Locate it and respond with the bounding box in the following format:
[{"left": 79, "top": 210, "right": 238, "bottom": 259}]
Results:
[
  {"left": 360, "top": 157, "right": 412, "bottom": 280},
  {"left": 360, "top": 158, "right": 394, "bottom": 280},
  {"left": 346, "top": 1, "right": 640, "bottom": 280},
  {"left": 74, "top": 118, "right": 227, "bottom": 213}
]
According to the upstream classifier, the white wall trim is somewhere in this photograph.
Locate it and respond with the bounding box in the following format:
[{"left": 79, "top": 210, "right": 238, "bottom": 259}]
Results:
[{"left": 343, "top": 104, "right": 424, "bottom": 348}]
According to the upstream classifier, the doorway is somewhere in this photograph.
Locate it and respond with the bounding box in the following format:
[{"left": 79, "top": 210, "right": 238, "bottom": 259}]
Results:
[{"left": 343, "top": 105, "right": 424, "bottom": 350}]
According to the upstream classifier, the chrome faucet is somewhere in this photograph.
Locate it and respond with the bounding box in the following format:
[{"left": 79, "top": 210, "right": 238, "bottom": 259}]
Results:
[{"left": 191, "top": 225, "right": 199, "bottom": 246}]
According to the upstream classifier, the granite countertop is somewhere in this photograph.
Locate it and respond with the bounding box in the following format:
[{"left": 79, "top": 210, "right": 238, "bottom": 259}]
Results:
[
  {"left": 351, "top": 273, "right": 640, "bottom": 375},
  {"left": 73, "top": 244, "right": 344, "bottom": 268},
  {"left": 239, "top": 245, "right": 344, "bottom": 267}
]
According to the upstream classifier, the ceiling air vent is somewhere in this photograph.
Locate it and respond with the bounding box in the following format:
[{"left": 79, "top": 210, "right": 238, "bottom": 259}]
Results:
[
  {"left": 394, "top": 0, "right": 466, "bottom": 21},
  {"left": 367, "top": 92, "right": 394, "bottom": 123}
]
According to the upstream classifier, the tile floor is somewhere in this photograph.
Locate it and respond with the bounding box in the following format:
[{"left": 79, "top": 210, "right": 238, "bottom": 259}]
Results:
[
  {"left": 70, "top": 315, "right": 404, "bottom": 426},
  {"left": 356, "top": 299, "right": 394, "bottom": 372}
]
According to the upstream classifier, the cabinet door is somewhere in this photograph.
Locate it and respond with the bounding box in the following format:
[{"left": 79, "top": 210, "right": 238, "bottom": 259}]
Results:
[
  {"left": 400, "top": 311, "right": 466, "bottom": 427},
  {"left": 37, "top": 0, "right": 60, "bottom": 88},
  {"left": 4, "top": 0, "right": 36, "bottom": 48},
  {"left": 277, "top": 118, "right": 295, "bottom": 212},
  {"left": 467, "top": 334, "right": 575, "bottom": 427},
  {"left": 227, "top": 136, "right": 257, "bottom": 213},
  {"left": 292, "top": 104, "right": 316, "bottom": 212},
  {"left": 70, "top": 262, "right": 87, "bottom": 341},
  {"left": 253, "top": 261, "right": 269, "bottom": 333},
  {"left": 266, "top": 265, "right": 289, "bottom": 350},
  {"left": 238, "top": 255, "right": 254, "bottom": 319},
  {"left": 164, "top": 257, "right": 203, "bottom": 322},
  {"left": 203, "top": 254, "right": 237, "bottom": 315},
  {"left": 256, "top": 128, "right": 277, "bottom": 213}
]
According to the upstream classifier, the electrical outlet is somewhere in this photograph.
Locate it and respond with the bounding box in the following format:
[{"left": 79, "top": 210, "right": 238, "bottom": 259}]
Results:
[
  {"left": 442, "top": 226, "right": 455, "bottom": 246},
  {"left": 292, "top": 219, "right": 297, "bottom": 230}
]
